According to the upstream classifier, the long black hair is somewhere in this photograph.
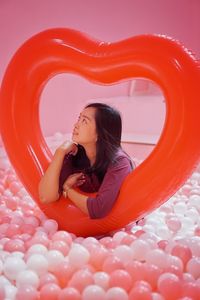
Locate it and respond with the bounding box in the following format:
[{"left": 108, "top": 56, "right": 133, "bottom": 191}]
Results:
[{"left": 72, "top": 103, "right": 122, "bottom": 181}]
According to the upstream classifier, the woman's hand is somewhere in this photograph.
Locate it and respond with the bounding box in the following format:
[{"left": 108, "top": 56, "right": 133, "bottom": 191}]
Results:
[
  {"left": 63, "top": 173, "right": 85, "bottom": 190},
  {"left": 56, "top": 141, "right": 78, "bottom": 156}
]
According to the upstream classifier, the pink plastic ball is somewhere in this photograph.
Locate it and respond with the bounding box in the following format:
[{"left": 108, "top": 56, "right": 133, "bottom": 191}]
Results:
[
  {"left": 58, "top": 287, "right": 81, "bottom": 300},
  {"left": 186, "top": 257, "right": 200, "bottom": 279},
  {"left": 89, "top": 245, "right": 108, "bottom": 270},
  {"left": 46, "top": 250, "right": 65, "bottom": 272},
  {"left": 166, "top": 216, "right": 182, "bottom": 232},
  {"left": 42, "top": 219, "right": 58, "bottom": 235},
  {"left": 182, "top": 281, "right": 200, "bottom": 300},
  {"left": 24, "top": 216, "right": 40, "bottom": 227},
  {"left": 102, "top": 255, "right": 124, "bottom": 273},
  {"left": 26, "top": 254, "right": 49, "bottom": 276},
  {"left": 125, "top": 261, "right": 146, "bottom": 282},
  {"left": 109, "top": 269, "right": 132, "bottom": 292},
  {"left": 49, "top": 240, "right": 70, "bottom": 256},
  {"left": 171, "top": 244, "right": 192, "bottom": 266},
  {"left": 53, "top": 260, "right": 75, "bottom": 288},
  {"left": 6, "top": 223, "right": 21, "bottom": 237},
  {"left": 15, "top": 284, "right": 39, "bottom": 300},
  {"left": 68, "top": 244, "right": 90, "bottom": 268},
  {"left": 129, "top": 285, "right": 152, "bottom": 300},
  {"left": 21, "top": 224, "right": 35, "bottom": 235},
  {"left": 40, "top": 283, "right": 61, "bottom": 300},
  {"left": 93, "top": 272, "right": 110, "bottom": 290},
  {"left": 143, "top": 263, "right": 162, "bottom": 290},
  {"left": 113, "top": 245, "right": 133, "bottom": 264},
  {"left": 157, "top": 273, "right": 182, "bottom": 300},
  {"left": 82, "top": 285, "right": 106, "bottom": 300},
  {"left": 4, "top": 195, "right": 18, "bottom": 210},
  {"left": 3, "top": 256, "right": 26, "bottom": 280},
  {"left": 105, "top": 287, "right": 128, "bottom": 300},
  {"left": 68, "top": 270, "right": 94, "bottom": 292},
  {"left": 157, "top": 240, "right": 169, "bottom": 250},
  {"left": 39, "top": 272, "right": 59, "bottom": 288},
  {"left": 121, "top": 234, "right": 137, "bottom": 245},
  {"left": 4, "top": 238, "right": 25, "bottom": 253},
  {"left": 9, "top": 181, "right": 22, "bottom": 194},
  {"left": 52, "top": 230, "right": 73, "bottom": 245},
  {"left": 16, "top": 270, "right": 39, "bottom": 288}
]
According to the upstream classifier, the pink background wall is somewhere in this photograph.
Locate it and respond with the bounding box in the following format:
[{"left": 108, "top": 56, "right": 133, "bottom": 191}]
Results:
[{"left": 0, "top": 0, "right": 199, "bottom": 157}]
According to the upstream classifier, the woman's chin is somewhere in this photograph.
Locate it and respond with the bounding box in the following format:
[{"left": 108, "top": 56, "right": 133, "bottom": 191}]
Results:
[{"left": 72, "top": 136, "right": 79, "bottom": 144}]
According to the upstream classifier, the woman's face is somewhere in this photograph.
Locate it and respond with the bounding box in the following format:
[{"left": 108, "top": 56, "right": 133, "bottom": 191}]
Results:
[{"left": 72, "top": 107, "right": 97, "bottom": 146}]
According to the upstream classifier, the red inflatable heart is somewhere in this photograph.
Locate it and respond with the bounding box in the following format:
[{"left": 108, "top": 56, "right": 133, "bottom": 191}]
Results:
[{"left": 0, "top": 28, "right": 200, "bottom": 237}]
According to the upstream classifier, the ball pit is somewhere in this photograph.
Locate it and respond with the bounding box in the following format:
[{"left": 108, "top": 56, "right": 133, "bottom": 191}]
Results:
[{"left": 0, "top": 133, "right": 200, "bottom": 299}]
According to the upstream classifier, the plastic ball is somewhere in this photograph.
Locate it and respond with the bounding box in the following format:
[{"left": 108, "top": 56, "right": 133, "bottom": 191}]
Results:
[
  {"left": 15, "top": 284, "right": 39, "bottom": 300},
  {"left": 105, "top": 287, "right": 128, "bottom": 300},
  {"left": 82, "top": 285, "right": 106, "bottom": 300},
  {"left": 16, "top": 270, "right": 39, "bottom": 288},
  {"left": 40, "top": 283, "right": 61, "bottom": 300},
  {"left": 3, "top": 256, "right": 26, "bottom": 280},
  {"left": 68, "top": 244, "right": 90, "bottom": 268},
  {"left": 26, "top": 254, "right": 48, "bottom": 276},
  {"left": 58, "top": 287, "right": 81, "bottom": 300}
]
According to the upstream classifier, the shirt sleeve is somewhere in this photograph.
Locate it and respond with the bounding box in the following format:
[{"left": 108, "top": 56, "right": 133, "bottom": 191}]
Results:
[
  {"left": 87, "top": 155, "right": 132, "bottom": 219},
  {"left": 58, "top": 154, "right": 73, "bottom": 194}
]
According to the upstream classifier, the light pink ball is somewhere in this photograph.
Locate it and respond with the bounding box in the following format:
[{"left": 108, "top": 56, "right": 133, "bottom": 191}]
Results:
[
  {"left": 58, "top": 287, "right": 81, "bottom": 300},
  {"left": 68, "top": 270, "right": 94, "bottom": 292},
  {"left": 182, "top": 281, "right": 200, "bottom": 300},
  {"left": 89, "top": 245, "right": 108, "bottom": 269},
  {"left": 52, "top": 230, "right": 73, "bottom": 245},
  {"left": 15, "top": 285, "right": 39, "bottom": 300},
  {"left": 129, "top": 285, "right": 152, "bottom": 300},
  {"left": 16, "top": 269, "right": 39, "bottom": 289},
  {"left": 157, "top": 272, "right": 182, "bottom": 300},
  {"left": 186, "top": 257, "right": 200, "bottom": 279},
  {"left": 93, "top": 272, "right": 110, "bottom": 290},
  {"left": 171, "top": 244, "right": 192, "bottom": 266},
  {"left": 113, "top": 245, "right": 133, "bottom": 264},
  {"left": 4, "top": 195, "right": 18, "bottom": 210},
  {"left": 102, "top": 255, "right": 124, "bottom": 273},
  {"left": 3, "top": 256, "right": 26, "bottom": 280},
  {"left": 26, "top": 254, "right": 49, "bottom": 276},
  {"left": 39, "top": 272, "right": 59, "bottom": 288},
  {"left": 82, "top": 285, "right": 106, "bottom": 300},
  {"left": 105, "top": 287, "right": 128, "bottom": 300},
  {"left": 4, "top": 238, "right": 25, "bottom": 253},
  {"left": 40, "top": 283, "right": 61, "bottom": 300},
  {"left": 143, "top": 263, "right": 162, "bottom": 290},
  {"left": 46, "top": 250, "right": 65, "bottom": 272},
  {"left": 49, "top": 240, "right": 70, "bottom": 256},
  {"left": 9, "top": 181, "right": 22, "bottom": 194},
  {"left": 125, "top": 260, "right": 146, "bottom": 282},
  {"left": 166, "top": 216, "right": 182, "bottom": 232},
  {"left": 109, "top": 269, "right": 132, "bottom": 292},
  {"left": 68, "top": 244, "right": 90, "bottom": 268},
  {"left": 42, "top": 219, "right": 58, "bottom": 235}
]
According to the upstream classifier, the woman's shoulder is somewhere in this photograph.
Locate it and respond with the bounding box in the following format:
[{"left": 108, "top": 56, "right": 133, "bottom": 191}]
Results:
[{"left": 110, "top": 148, "right": 134, "bottom": 169}]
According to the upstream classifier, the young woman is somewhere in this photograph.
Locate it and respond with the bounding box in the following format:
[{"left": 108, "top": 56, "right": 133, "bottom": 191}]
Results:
[{"left": 39, "top": 103, "right": 134, "bottom": 219}]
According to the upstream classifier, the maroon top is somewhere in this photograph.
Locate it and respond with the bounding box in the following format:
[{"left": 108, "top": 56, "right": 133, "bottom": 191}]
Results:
[{"left": 59, "top": 149, "right": 133, "bottom": 219}]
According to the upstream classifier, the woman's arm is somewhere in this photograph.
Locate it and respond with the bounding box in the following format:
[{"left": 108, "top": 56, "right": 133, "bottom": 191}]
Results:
[
  {"left": 87, "top": 155, "right": 132, "bottom": 219},
  {"left": 38, "top": 142, "right": 77, "bottom": 204},
  {"left": 64, "top": 155, "right": 132, "bottom": 218}
]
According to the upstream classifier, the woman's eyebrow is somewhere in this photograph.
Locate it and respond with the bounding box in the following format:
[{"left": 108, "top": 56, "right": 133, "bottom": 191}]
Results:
[{"left": 80, "top": 113, "right": 91, "bottom": 121}]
